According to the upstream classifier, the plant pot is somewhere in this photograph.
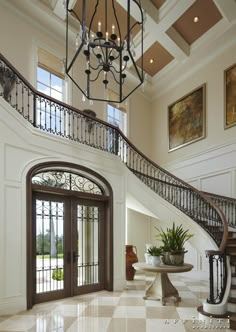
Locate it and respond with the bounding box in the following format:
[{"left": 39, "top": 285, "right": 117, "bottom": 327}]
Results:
[
  {"left": 151, "top": 256, "right": 161, "bottom": 267},
  {"left": 145, "top": 253, "right": 152, "bottom": 264},
  {"left": 162, "top": 251, "right": 171, "bottom": 265},
  {"left": 169, "top": 251, "right": 185, "bottom": 266}
]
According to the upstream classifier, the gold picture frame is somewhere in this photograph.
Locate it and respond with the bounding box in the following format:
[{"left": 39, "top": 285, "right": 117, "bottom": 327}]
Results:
[
  {"left": 224, "top": 63, "right": 236, "bottom": 129},
  {"left": 168, "top": 84, "right": 206, "bottom": 152}
]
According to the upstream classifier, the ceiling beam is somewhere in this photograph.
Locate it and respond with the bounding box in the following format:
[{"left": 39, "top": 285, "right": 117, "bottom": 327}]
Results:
[
  {"left": 157, "top": 0, "right": 195, "bottom": 32},
  {"left": 139, "top": 0, "right": 159, "bottom": 24},
  {"left": 214, "top": 0, "right": 236, "bottom": 22},
  {"left": 139, "top": 0, "right": 193, "bottom": 59}
]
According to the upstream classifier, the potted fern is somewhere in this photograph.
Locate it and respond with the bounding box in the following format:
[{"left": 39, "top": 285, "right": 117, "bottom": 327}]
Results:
[
  {"left": 155, "top": 222, "right": 193, "bottom": 265},
  {"left": 147, "top": 245, "right": 163, "bottom": 266}
]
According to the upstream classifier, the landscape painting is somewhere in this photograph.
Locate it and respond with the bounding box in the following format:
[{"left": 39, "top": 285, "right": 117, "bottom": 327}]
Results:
[
  {"left": 225, "top": 64, "right": 236, "bottom": 128},
  {"left": 168, "top": 84, "right": 206, "bottom": 152}
]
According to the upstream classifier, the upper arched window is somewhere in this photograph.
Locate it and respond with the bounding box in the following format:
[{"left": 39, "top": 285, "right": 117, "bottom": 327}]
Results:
[{"left": 32, "top": 170, "right": 103, "bottom": 195}]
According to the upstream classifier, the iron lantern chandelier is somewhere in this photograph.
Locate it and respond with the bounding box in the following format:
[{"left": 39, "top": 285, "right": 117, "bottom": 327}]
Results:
[{"left": 65, "top": 0, "right": 144, "bottom": 103}]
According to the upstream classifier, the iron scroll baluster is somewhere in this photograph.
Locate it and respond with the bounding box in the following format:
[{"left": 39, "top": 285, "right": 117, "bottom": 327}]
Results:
[{"left": 206, "top": 251, "right": 227, "bottom": 305}]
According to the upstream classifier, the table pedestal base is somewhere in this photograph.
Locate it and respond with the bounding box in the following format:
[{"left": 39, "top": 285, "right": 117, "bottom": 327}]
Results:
[{"left": 143, "top": 272, "right": 181, "bottom": 305}]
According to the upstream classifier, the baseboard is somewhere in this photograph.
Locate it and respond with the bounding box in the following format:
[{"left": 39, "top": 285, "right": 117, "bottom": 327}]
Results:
[{"left": 0, "top": 298, "right": 26, "bottom": 315}]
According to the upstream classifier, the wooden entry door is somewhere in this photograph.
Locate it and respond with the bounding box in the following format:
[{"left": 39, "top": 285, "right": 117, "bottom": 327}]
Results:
[{"left": 32, "top": 193, "right": 105, "bottom": 304}]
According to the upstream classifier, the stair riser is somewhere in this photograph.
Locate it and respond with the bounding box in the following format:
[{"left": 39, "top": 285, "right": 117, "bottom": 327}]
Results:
[
  {"left": 226, "top": 248, "right": 236, "bottom": 255},
  {"left": 230, "top": 257, "right": 236, "bottom": 264},
  {"left": 227, "top": 239, "right": 236, "bottom": 245},
  {"left": 231, "top": 278, "right": 236, "bottom": 285},
  {"left": 227, "top": 249, "right": 236, "bottom": 254},
  {"left": 230, "top": 289, "right": 236, "bottom": 298},
  {"left": 230, "top": 321, "right": 236, "bottom": 330},
  {"left": 229, "top": 233, "right": 236, "bottom": 237},
  {"left": 231, "top": 266, "right": 236, "bottom": 274},
  {"left": 228, "top": 302, "right": 236, "bottom": 312}
]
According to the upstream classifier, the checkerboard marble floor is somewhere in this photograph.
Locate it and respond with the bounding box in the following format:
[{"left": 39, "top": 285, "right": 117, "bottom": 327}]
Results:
[{"left": 0, "top": 272, "right": 232, "bottom": 331}]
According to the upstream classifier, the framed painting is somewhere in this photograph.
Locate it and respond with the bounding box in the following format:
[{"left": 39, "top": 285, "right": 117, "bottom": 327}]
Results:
[
  {"left": 224, "top": 63, "right": 236, "bottom": 129},
  {"left": 168, "top": 84, "right": 206, "bottom": 152}
]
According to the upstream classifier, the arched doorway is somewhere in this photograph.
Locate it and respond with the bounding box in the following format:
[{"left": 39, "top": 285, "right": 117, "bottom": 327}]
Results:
[{"left": 26, "top": 162, "right": 113, "bottom": 309}]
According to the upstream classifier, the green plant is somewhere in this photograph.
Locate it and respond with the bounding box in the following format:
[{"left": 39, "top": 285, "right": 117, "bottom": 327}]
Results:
[
  {"left": 52, "top": 268, "right": 64, "bottom": 281},
  {"left": 147, "top": 245, "right": 163, "bottom": 256},
  {"left": 155, "top": 222, "right": 194, "bottom": 253}
]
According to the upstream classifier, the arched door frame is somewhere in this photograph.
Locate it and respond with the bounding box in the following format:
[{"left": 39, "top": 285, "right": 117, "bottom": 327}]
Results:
[{"left": 26, "top": 161, "right": 113, "bottom": 309}]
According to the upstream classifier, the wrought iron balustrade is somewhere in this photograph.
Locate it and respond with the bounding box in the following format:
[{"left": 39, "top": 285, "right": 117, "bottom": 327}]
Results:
[
  {"left": 205, "top": 192, "right": 236, "bottom": 229},
  {"left": 0, "top": 52, "right": 229, "bottom": 305},
  {"left": 206, "top": 251, "right": 227, "bottom": 305}
]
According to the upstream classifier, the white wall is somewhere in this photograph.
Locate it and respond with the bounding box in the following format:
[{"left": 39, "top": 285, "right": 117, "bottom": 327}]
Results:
[
  {"left": 0, "top": 99, "right": 128, "bottom": 314},
  {"left": 126, "top": 208, "right": 152, "bottom": 262},
  {"left": 151, "top": 26, "right": 236, "bottom": 197}
]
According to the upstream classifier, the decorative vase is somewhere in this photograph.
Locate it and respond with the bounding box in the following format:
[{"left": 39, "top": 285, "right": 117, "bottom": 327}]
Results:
[
  {"left": 151, "top": 256, "right": 161, "bottom": 267},
  {"left": 126, "top": 245, "right": 138, "bottom": 280}
]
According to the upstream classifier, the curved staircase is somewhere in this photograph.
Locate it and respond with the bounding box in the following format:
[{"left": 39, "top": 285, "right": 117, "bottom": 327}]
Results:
[{"left": 1, "top": 52, "right": 236, "bottom": 327}]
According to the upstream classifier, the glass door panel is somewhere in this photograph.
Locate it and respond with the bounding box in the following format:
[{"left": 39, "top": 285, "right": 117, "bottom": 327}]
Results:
[{"left": 73, "top": 200, "right": 105, "bottom": 294}]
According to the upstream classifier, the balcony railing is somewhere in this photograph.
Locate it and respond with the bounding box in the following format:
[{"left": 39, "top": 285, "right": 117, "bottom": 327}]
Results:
[{"left": 0, "top": 52, "right": 229, "bottom": 305}]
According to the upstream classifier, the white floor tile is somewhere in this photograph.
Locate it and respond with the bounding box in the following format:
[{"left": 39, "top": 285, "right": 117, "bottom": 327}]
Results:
[
  {"left": 67, "top": 317, "right": 111, "bottom": 332},
  {"left": 113, "top": 306, "right": 146, "bottom": 318}
]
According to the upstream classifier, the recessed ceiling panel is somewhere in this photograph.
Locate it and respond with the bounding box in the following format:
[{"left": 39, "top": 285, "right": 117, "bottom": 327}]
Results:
[
  {"left": 72, "top": 0, "right": 140, "bottom": 39},
  {"left": 136, "top": 41, "right": 174, "bottom": 77},
  {"left": 172, "top": 0, "right": 222, "bottom": 45}
]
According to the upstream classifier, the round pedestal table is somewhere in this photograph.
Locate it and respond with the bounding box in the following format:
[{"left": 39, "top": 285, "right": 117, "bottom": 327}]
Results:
[{"left": 133, "top": 262, "right": 193, "bottom": 305}]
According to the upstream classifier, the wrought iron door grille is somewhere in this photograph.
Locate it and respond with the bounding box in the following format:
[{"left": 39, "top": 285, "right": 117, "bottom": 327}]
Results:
[
  {"left": 36, "top": 199, "right": 64, "bottom": 293},
  {"left": 77, "top": 205, "right": 99, "bottom": 286},
  {"left": 32, "top": 170, "right": 103, "bottom": 195}
]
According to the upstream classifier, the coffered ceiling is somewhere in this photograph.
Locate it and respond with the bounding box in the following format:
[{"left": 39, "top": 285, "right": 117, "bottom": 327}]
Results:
[{"left": 5, "top": 0, "right": 236, "bottom": 97}]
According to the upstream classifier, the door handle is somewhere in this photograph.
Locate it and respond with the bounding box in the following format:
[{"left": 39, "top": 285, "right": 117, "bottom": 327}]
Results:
[{"left": 73, "top": 251, "right": 79, "bottom": 263}]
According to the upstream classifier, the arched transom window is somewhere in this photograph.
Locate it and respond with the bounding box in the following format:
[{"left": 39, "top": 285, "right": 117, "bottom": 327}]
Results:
[{"left": 32, "top": 170, "right": 103, "bottom": 195}]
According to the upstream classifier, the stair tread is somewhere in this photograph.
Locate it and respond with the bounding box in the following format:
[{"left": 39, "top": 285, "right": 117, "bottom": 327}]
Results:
[{"left": 230, "top": 313, "right": 236, "bottom": 322}]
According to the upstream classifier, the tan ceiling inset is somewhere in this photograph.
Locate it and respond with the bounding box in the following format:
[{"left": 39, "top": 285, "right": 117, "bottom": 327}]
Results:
[
  {"left": 136, "top": 41, "right": 174, "bottom": 77},
  {"left": 173, "top": 0, "right": 223, "bottom": 45},
  {"left": 150, "top": 0, "right": 167, "bottom": 10}
]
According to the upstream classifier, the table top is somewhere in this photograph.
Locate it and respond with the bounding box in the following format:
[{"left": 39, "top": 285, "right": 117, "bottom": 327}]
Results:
[{"left": 133, "top": 262, "right": 193, "bottom": 273}]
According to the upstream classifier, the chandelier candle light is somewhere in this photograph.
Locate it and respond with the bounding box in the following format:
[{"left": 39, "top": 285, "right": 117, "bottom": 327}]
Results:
[{"left": 65, "top": 0, "right": 144, "bottom": 103}]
